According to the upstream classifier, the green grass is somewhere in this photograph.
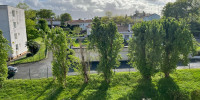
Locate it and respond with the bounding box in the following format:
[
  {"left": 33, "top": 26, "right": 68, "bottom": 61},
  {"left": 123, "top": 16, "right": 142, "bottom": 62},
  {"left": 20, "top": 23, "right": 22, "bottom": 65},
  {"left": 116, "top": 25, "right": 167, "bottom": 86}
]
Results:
[
  {"left": 10, "top": 37, "right": 46, "bottom": 65},
  {"left": 0, "top": 69, "right": 200, "bottom": 100},
  {"left": 73, "top": 38, "right": 89, "bottom": 47}
]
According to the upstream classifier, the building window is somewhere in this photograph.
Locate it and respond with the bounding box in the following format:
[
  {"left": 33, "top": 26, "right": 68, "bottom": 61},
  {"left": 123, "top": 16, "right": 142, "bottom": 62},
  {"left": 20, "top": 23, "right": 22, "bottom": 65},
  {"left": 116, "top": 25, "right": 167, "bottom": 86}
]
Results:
[
  {"left": 13, "top": 22, "right": 16, "bottom": 28},
  {"left": 14, "top": 33, "right": 17, "bottom": 39},
  {"left": 12, "top": 10, "right": 15, "bottom": 17},
  {"left": 16, "top": 44, "right": 19, "bottom": 50}
]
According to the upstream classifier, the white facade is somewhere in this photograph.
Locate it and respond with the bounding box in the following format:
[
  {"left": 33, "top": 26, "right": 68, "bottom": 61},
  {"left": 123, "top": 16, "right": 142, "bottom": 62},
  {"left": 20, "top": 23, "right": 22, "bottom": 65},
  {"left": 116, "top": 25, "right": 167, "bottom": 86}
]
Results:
[
  {"left": 79, "top": 22, "right": 90, "bottom": 30},
  {"left": 87, "top": 27, "right": 91, "bottom": 35},
  {"left": 0, "top": 5, "right": 27, "bottom": 58},
  {"left": 120, "top": 32, "right": 133, "bottom": 40}
]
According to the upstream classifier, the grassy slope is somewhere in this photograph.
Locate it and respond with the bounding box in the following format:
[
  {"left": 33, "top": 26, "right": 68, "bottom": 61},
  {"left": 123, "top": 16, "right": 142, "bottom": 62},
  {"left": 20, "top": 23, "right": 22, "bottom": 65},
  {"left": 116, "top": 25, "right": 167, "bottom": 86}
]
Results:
[
  {"left": 0, "top": 69, "right": 200, "bottom": 100},
  {"left": 10, "top": 37, "right": 46, "bottom": 65}
]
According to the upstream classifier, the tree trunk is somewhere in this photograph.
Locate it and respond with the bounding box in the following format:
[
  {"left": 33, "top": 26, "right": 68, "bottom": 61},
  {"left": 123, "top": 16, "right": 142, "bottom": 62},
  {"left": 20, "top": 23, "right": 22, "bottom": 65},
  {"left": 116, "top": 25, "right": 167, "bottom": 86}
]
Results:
[
  {"left": 80, "top": 37, "right": 89, "bottom": 83},
  {"left": 143, "top": 75, "right": 151, "bottom": 80},
  {"left": 165, "top": 72, "right": 170, "bottom": 78}
]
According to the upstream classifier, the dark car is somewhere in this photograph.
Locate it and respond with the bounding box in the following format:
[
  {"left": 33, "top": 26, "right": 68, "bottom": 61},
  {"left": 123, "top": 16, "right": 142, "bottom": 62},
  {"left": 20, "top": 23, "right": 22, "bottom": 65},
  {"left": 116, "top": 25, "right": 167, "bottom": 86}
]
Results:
[{"left": 7, "top": 66, "right": 18, "bottom": 79}]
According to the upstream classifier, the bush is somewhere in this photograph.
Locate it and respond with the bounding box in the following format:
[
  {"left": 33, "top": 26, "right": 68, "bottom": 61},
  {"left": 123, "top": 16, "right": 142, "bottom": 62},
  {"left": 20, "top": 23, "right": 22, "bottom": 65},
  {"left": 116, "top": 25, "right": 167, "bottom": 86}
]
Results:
[
  {"left": 191, "top": 90, "right": 200, "bottom": 100},
  {"left": 26, "top": 53, "right": 33, "bottom": 57},
  {"left": 26, "top": 40, "right": 40, "bottom": 55}
]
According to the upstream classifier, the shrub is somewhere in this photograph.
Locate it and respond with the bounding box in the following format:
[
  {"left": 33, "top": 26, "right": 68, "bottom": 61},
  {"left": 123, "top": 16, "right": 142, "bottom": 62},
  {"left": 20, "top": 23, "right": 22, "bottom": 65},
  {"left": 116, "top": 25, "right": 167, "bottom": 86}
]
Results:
[
  {"left": 26, "top": 40, "right": 40, "bottom": 55},
  {"left": 26, "top": 53, "right": 33, "bottom": 57},
  {"left": 191, "top": 90, "right": 200, "bottom": 100}
]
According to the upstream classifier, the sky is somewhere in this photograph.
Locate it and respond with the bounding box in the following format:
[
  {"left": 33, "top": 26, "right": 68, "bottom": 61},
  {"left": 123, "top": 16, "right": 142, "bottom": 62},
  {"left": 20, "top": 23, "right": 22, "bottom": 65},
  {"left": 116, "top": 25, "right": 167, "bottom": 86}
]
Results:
[{"left": 0, "top": 0, "right": 176, "bottom": 19}]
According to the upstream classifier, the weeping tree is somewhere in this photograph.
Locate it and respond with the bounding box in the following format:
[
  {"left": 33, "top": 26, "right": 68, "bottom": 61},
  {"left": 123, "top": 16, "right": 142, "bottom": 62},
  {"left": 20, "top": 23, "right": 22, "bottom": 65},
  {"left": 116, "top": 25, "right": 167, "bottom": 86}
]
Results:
[
  {"left": 0, "top": 30, "right": 10, "bottom": 87},
  {"left": 129, "top": 20, "right": 164, "bottom": 80},
  {"left": 161, "top": 18, "right": 195, "bottom": 78},
  {"left": 46, "top": 28, "right": 78, "bottom": 87},
  {"left": 89, "top": 17, "right": 123, "bottom": 83}
]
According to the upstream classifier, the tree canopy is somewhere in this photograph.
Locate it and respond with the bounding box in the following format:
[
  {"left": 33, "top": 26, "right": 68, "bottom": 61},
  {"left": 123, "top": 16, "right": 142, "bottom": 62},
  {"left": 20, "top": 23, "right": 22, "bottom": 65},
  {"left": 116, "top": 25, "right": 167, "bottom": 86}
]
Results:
[
  {"left": 37, "top": 9, "right": 55, "bottom": 19},
  {"left": 129, "top": 17, "right": 195, "bottom": 79},
  {"left": 129, "top": 20, "right": 164, "bottom": 79},
  {"left": 162, "top": 0, "right": 200, "bottom": 36},
  {"left": 89, "top": 17, "right": 124, "bottom": 83},
  {"left": 0, "top": 30, "right": 10, "bottom": 87},
  {"left": 60, "top": 13, "right": 72, "bottom": 26},
  {"left": 160, "top": 18, "right": 195, "bottom": 77},
  {"left": 38, "top": 19, "right": 49, "bottom": 33},
  {"left": 46, "top": 28, "right": 78, "bottom": 87},
  {"left": 16, "top": 2, "right": 30, "bottom": 10}
]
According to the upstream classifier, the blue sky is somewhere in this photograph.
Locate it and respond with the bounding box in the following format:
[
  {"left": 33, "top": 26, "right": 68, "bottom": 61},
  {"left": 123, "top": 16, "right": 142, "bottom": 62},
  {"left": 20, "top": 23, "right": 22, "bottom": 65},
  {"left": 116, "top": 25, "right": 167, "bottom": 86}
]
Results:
[{"left": 0, "top": 0, "right": 176, "bottom": 19}]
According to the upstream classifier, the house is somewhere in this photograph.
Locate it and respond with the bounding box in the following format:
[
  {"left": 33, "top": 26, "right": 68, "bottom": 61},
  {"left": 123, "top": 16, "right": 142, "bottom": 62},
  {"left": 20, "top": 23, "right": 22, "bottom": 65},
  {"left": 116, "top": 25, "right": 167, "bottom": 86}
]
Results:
[
  {"left": 0, "top": 5, "right": 28, "bottom": 59},
  {"left": 46, "top": 19, "right": 61, "bottom": 28},
  {"left": 131, "top": 10, "right": 160, "bottom": 22},
  {"left": 66, "top": 19, "right": 92, "bottom": 30},
  {"left": 86, "top": 24, "right": 133, "bottom": 40},
  {"left": 143, "top": 14, "right": 160, "bottom": 21},
  {"left": 118, "top": 24, "right": 133, "bottom": 40}
]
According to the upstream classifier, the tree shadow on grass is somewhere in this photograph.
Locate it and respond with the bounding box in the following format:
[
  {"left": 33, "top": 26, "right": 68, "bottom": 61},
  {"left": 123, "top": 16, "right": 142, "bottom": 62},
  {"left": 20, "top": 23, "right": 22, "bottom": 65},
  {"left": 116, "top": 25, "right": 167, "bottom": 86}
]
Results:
[
  {"left": 34, "top": 80, "right": 54, "bottom": 100},
  {"left": 45, "top": 86, "right": 64, "bottom": 100},
  {"left": 85, "top": 80, "right": 110, "bottom": 100},
  {"left": 157, "top": 77, "right": 189, "bottom": 100},
  {"left": 119, "top": 78, "right": 158, "bottom": 100},
  {"left": 71, "top": 83, "right": 88, "bottom": 99}
]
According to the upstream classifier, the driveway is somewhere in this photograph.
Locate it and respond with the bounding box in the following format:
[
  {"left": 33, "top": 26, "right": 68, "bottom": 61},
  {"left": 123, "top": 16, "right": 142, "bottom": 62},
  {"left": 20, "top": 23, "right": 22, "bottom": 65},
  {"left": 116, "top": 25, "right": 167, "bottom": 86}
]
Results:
[{"left": 13, "top": 52, "right": 53, "bottom": 79}]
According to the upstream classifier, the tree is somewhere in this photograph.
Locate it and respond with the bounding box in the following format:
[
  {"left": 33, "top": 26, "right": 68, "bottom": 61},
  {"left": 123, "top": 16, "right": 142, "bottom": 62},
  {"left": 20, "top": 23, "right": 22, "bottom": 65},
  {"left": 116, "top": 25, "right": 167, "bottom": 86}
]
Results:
[
  {"left": 105, "top": 11, "right": 112, "bottom": 18},
  {"left": 38, "top": 19, "right": 49, "bottom": 33},
  {"left": 0, "top": 30, "right": 10, "bottom": 87},
  {"left": 101, "top": 16, "right": 110, "bottom": 23},
  {"left": 47, "top": 28, "right": 78, "bottom": 87},
  {"left": 112, "top": 16, "right": 125, "bottom": 25},
  {"left": 16, "top": 2, "right": 30, "bottom": 10},
  {"left": 60, "top": 13, "right": 72, "bottom": 26},
  {"left": 160, "top": 18, "right": 195, "bottom": 77},
  {"left": 129, "top": 20, "right": 164, "bottom": 80},
  {"left": 73, "top": 27, "right": 89, "bottom": 83},
  {"left": 162, "top": 0, "right": 200, "bottom": 36},
  {"left": 26, "top": 40, "right": 40, "bottom": 55},
  {"left": 37, "top": 9, "right": 55, "bottom": 19},
  {"left": 26, "top": 19, "right": 39, "bottom": 40},
  {"left": 89, "top": 17, "right": 124, "bottom": 83}
]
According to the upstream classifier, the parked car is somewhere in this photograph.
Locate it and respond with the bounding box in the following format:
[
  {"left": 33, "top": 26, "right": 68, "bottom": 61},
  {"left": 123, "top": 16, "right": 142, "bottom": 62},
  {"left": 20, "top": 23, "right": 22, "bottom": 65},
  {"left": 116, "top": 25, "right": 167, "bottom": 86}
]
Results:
[{"left": 7, "top": 66, "right": 18, "bottom": 79}]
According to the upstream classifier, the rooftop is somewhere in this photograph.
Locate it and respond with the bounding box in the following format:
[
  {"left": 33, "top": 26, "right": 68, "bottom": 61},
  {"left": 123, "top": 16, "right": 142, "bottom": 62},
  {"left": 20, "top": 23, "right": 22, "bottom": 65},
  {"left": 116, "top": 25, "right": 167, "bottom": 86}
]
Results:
[{"left": 66, "top": 19, "right": 92, "bottom": 25}]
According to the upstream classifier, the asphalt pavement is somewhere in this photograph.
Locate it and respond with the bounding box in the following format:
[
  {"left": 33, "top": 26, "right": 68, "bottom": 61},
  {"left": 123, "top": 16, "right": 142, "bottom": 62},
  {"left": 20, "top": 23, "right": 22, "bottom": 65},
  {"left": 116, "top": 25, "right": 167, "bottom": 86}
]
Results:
[{"left": 13, "top": 51, "right": 200, "bottom": 79}]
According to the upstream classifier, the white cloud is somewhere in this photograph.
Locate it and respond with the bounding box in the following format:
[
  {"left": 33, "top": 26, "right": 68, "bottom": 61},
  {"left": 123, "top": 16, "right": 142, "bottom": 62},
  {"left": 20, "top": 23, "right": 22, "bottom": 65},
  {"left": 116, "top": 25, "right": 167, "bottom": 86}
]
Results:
[
  {"left": 93, "top": 9, "right": 104, "bottom": 12},
  {"left": 0, "top": 0, "right": 176, "bottom": 19}
]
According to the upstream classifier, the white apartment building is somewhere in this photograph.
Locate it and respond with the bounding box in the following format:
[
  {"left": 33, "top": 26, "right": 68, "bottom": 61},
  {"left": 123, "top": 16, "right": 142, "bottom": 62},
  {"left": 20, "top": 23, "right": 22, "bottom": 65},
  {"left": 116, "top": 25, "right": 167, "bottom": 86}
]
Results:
[{"left": 0, "top": 5, "right": 27, "bottom": 59}]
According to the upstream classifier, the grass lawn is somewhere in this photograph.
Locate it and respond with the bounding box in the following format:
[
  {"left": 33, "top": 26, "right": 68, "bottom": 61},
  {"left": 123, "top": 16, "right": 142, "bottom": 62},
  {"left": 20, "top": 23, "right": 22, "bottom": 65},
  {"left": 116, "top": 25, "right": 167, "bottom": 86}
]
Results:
[
  {"left": 0, "top": 69, "right": 200, "bottom": 100},
  {"left": 10, "top": 37, "right": 46, "bottom": 65},
  {"left": 73, "top": 38, "right": 89, "bottom": 47}
]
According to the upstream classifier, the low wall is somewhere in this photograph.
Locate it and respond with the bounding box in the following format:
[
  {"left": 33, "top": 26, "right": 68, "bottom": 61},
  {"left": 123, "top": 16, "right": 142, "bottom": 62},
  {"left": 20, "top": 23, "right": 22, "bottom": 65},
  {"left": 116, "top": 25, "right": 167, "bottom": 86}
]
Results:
[{"left": 73, "top": 47, "right": 129, "bottom": 61}]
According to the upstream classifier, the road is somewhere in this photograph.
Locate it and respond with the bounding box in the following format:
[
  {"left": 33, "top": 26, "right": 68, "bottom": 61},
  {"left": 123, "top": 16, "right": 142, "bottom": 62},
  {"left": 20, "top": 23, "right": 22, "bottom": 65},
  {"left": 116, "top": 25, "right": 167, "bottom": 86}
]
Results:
[
  {"left": 13, "top": 50, "right": 200, "bottom": 79},
  {"left": 14, "top": 52, "right": 53, "bottom": 79}
]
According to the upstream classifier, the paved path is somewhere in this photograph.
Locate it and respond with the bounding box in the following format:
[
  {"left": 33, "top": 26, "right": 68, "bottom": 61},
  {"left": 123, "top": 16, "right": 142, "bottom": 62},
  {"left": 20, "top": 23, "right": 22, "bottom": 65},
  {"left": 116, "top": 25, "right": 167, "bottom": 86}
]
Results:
[
  {"left": 13, "top": 51, "right": 200, "bottom": 79},
  {"left": 14, "top": 52, "right": 53, "bottom": 79}
]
